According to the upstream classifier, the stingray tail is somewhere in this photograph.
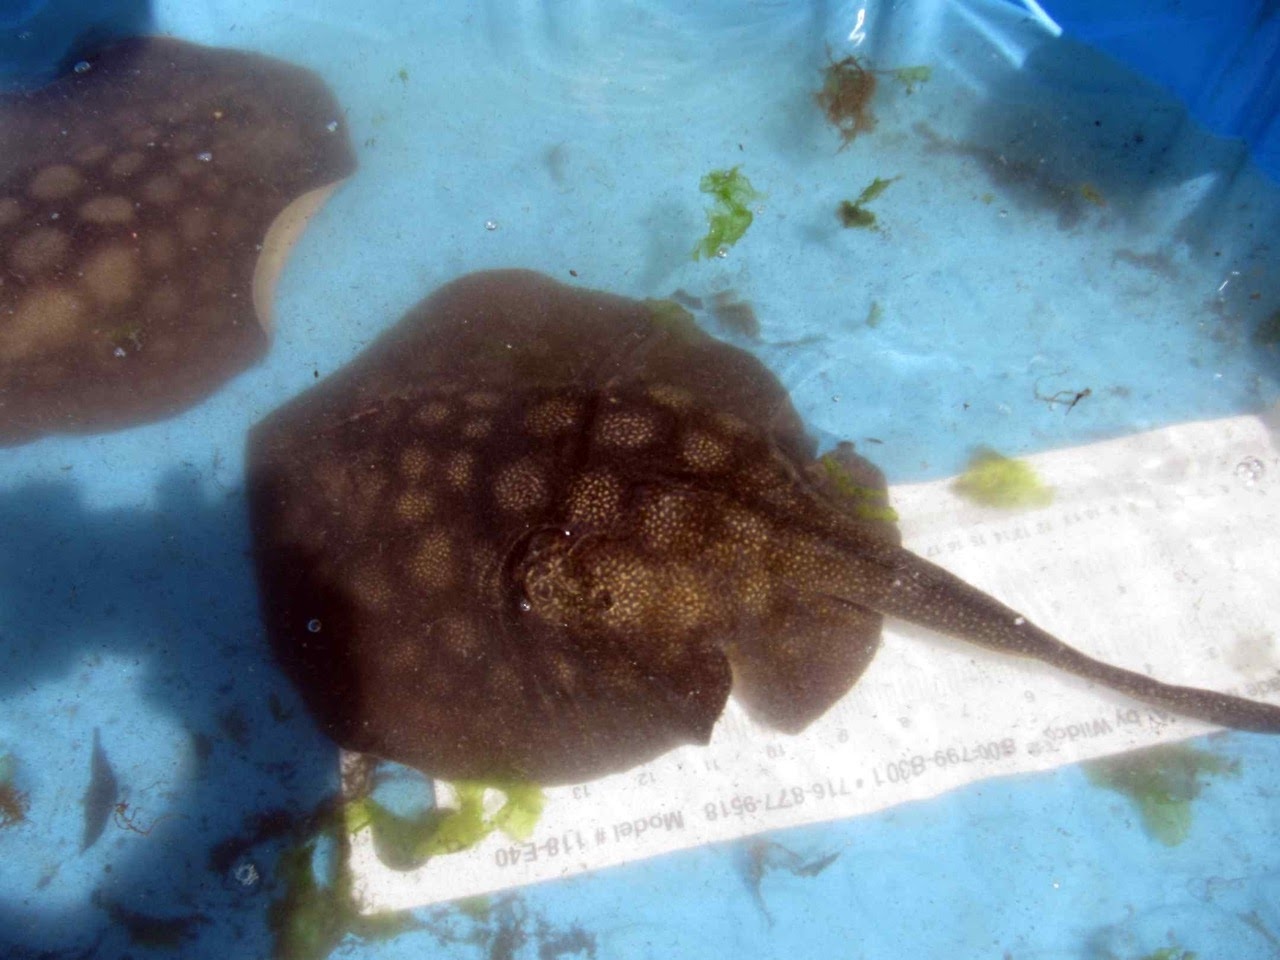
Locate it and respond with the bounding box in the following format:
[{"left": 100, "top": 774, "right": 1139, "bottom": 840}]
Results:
[{"left": 832, "top": 540, "right": 1280, "bottom": 734}]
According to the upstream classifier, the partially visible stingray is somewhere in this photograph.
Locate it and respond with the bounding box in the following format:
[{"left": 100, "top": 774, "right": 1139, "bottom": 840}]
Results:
[
  {"left": 247, "top": 270, "right": 1280, "bottom": 786},
  {"left": 0, "top": 36, "right": 356, "bottom": 445}
]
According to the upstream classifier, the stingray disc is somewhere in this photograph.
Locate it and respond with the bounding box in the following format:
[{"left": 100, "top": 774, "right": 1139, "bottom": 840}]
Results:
[
  {"left": 0, "top": 36, "right": 356, "bottom": 444},
  {"left": 249, "top": 270, "right": 901, "bottom": 784}
]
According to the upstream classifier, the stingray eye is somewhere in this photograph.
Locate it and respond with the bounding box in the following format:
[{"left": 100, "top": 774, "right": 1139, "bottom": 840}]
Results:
[
  {"left": 520, "top": 561, "right": 558, "bottom": 612},
  {"left": 524, "top": 527, "right": 572, "bottom": 561}
]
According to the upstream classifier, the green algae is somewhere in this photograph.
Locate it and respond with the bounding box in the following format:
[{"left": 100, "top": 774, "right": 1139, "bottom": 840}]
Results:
[
  {"left": 890, "top": 65, "right": 931, "bottom": 93},
  {"left": 268, "top": 780, "right": 544, "bottom": 960},
  {"left": 269, "top": 818, "right": 416, "bottom": 960},
  {"left": 838, "top": 176, "right": 900, "bottom": 230},
  {"left": 490, "top": 782, "right": 545, "bottom": 840},
  {"left": 692, "top": 167, "right": 762, "bottom": 260},
  {"left": 818, "top": 450, "right": 899, "bottom": 523},
  {"left": 852, "top": 176, "right": 899, "bottom": 206},
  {"left": 1084, "top": 743, "right": 1239, "bottom": 846},
  {"left": 346, "top": 781, "right": 545, "bottom": 868},
  {"left": 645, "top": 298, "right": 701, "bottom": 340},
  {"left": 952, "top": 449, "right": 1053, "bottom": 509},
  {"left": 837, "top": 202, "right": 877, "bottom": 229}
]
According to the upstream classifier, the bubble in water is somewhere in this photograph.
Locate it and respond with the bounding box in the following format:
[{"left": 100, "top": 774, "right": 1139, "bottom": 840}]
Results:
[
  {"left": 1235, "top": 456, "right": 1265, "bottom": 486},
  {"left": 484, "top": 219, "right": 498, "bottom": 231},
  {"left": 233, "top": 861, "right": 259, "bottom": 887},
  {"left": 714, "top": 246, "right": 728, "bottom": 259},
  {"left": 1014, "top": 616, "right": 1026, "bottom": 626},
  {"left": 518, "top": 598, "right": 532, "bottom": 613},
  {"left": 73, "top": 60, "right": 91, "bottom": 74},
  {"left": 307, "top": 618, "right": 322, "bottom": 633},
  {"left": 197, "top": 151, "right": 213, "bottom": 162},
  {"left": 326, "top": 120, "right": 339, "bottom": 132}
]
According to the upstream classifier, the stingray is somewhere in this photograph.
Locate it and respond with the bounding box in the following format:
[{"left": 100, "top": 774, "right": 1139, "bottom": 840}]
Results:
[
  {"left": 247, "top": 270, "right": 1280, "bottom": 786},
  {"left": 0, "top": 36, "right": 356, "bottom": 445}
]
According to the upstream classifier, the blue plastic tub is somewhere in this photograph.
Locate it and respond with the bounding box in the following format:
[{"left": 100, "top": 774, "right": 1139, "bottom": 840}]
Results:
[{"left": 2, "top": 1, "right": 1278, "bottom": 957}]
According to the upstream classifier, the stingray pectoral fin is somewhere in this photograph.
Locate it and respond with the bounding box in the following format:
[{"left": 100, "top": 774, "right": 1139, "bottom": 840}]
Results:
[
  {"left": 853, "top": 544, "right": 1280, "bottom": 734},
  {"left": 251, "top": 179, "right": 348, "bottom": 335},
  {"left": 730, "top": 592, "right": 883, "bottom": 733},
  {"left": 509, "top": 636, "right": 734, "bottom": 784}
]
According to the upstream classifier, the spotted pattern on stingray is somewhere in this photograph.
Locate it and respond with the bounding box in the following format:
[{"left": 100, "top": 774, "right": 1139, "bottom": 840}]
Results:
[
  {"left": 248, "top": 270, "right": 1280, "bottom": 787},
  {"left": 0, "top": 36, "right": 355, "bottom": 445}
]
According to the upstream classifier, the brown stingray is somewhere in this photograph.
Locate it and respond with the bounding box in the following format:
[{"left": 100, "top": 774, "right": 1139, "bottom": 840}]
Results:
[
  {"left": 0, "top": 36, "right": 356, "bottom": 445},
  {"left": 247, "top": 269, "right": 1280, "bottom": 786}
]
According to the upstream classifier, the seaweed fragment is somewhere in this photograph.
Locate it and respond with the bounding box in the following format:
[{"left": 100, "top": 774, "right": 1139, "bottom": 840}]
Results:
[
  {"left": 743, "top": 839, "right": 843, "bottom": 921},
  {"left": 816, "top": 54, "right": 878, "bottom": 147},
  {"left": 1084, "top": 743, "right": 1238, "bottom": 846},
  {"left": 838, "top": 176, "right": 900, "bottom": 229},
  {"left": 890, "top": 65, "right": 931, "bottom": 93},
  {"left": 837, "top": 202, "right": 876, "bottom": 229},
  {"left": 422, "top": 895, "right": 597, "bottom": 960},
  {"left": 347, "top": 781, "right": 545, "bottom": 868},
  {"left": 1034, "top": 373, "right": 1092, "bottom": 413},
  {"left": 817, "top": 447, "right": 899, "bottom": 522},
  {"left": 691, "top": 167, "right": 762, "bottom": 260},
  {"left": 269, "top": 811, "right": 417, "bottom": 960},
  {"left": 0, "top": 752, "right": 29, "bottom": 828},
  {"left": 952, "top": 449, "right": 1053, "bottom": 509}
]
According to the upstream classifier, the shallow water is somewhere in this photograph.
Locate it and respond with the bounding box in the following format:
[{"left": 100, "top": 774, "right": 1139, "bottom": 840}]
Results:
[{"left": 2, "top": 1, "right": 1279, "bottom": 957}]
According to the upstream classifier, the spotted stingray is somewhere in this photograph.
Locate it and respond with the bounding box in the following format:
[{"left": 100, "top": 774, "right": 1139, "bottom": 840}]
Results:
[
  {"left": 0, "top": 36, "right": 355, "bottom": 445},
  {"left": 247, "top": 270, "right": 1280, "bottom": 785}
]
